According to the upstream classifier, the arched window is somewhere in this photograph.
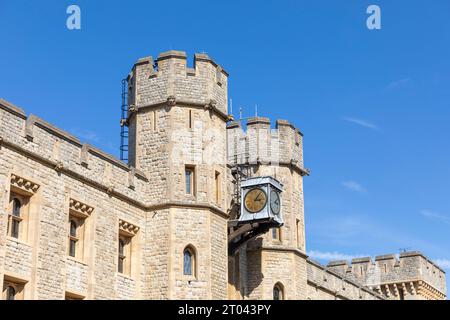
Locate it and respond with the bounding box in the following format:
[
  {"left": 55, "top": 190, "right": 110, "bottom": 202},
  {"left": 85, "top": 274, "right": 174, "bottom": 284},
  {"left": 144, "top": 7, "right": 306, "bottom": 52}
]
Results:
[
  {"left": 273, "top": 283, "right": 284, "bottom": 300},
  {"left": 6, "top": 286, "right": 16, "bottom": 301},
  {"left": 68, "top": 220, "right": 78, "bottom": 257},
  {"left": 183, "top": 246, "right": 196, "bottom": 277},
  {"left": 9, "top": 198, "right": 22, "bottom": 239}
]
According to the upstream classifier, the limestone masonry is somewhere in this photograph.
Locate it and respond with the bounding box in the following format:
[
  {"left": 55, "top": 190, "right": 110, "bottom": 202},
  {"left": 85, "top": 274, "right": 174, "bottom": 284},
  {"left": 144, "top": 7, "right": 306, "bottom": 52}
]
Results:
[{"left": 0, "top": 51, "right": 446, "bottom": 300}]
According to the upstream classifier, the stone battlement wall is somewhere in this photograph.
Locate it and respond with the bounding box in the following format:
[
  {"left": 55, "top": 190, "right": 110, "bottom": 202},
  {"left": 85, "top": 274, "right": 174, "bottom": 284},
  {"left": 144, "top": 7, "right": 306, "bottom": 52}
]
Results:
[
  {"left": 226, "top": 117, "right": 307, "bottom": 175},
  {"left": 307, "top": 259, "right": 384, "bottom": 300},
  {"left": 327, "top": 251, "right": 446, "bottom": 298},
  {"left": 129, "top": 50, "right": 228, "bottom": 115},
  {"left": 0, "top": 99, "right": 149, "bottom": 207}
]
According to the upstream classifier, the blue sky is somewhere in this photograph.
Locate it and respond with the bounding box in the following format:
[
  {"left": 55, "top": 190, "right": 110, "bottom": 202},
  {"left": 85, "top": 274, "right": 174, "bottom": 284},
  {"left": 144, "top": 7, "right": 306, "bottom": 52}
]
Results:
[{"left": 1, "top": 1, "right": 449, "bottom": 290}]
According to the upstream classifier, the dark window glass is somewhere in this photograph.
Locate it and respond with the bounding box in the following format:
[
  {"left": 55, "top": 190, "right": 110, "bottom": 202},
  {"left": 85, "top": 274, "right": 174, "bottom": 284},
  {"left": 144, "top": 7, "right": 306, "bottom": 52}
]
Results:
[
  {"left": 69, "top": 240, "right": 76, "bottom": 257},
  {"left": 183, "top": 248, "right": 193, "bottom": 276},
  {"left": 273, "top": 285, "right": 283, "bottom": 300},
  {"left": 119, "top": 239, "right": 125, "bottom": 256},
  {"left": 69, "top": 220, "right": 78, "bottom": 257},
  {"left": 70, "top": 220, "right": 77, "bottom": 237},
  {"left": 185, "top": 170, "right": 192, "bottom": 194},
  {"left": 11, "top": 220, "right": 20, "bottom": 239},
  {"left": 12, "top": 198, "right": 21, "bottom": 217},
  {"left": 118, "top": 239, "right": 125, "bottom": 273},
  {"left": 6, "top": 286, "right": 16, "bottom": 301}
]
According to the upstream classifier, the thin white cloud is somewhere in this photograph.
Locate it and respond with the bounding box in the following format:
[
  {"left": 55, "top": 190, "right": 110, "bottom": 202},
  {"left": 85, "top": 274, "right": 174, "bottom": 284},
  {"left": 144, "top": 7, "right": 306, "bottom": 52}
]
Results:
[
  {"left": 341, "top": 181, "right": 367, "bottom": 193},
  {"left": 387, "top": 78, "right": 411, "bottom": 90},
  {"left": 342, "top": 117, "right": 378, "bottom": 130},
  {"left": 420, "top": 210, "right": 450, "bottom": 225},
  {"left": 308, "top": 250, "right": 367, "bottom": 261},
  {"left": 433, "top": 259, "right": 450, "bottom": 270}
]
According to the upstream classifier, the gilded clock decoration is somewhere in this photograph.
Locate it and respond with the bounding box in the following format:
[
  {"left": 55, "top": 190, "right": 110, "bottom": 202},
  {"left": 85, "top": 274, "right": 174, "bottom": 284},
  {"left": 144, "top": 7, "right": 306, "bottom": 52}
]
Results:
[{"left": 244, "top": 188, "right": 267, "bottom": 213}]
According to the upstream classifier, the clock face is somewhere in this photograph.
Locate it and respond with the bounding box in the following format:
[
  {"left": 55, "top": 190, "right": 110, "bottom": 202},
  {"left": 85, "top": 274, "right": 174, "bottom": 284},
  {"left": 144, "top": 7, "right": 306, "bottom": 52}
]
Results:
[
  {"left": 270, "top": 190, "right": 281, "bottom": 215},
  {"left": 244, "top": 188, "right": 267, "bottom": 214}
]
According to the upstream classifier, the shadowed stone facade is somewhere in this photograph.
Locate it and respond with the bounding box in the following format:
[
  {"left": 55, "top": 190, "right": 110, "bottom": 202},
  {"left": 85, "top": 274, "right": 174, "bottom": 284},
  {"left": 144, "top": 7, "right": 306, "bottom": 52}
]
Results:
[{"left": 0, "top": 51, "right": 446, "bottom": 300}]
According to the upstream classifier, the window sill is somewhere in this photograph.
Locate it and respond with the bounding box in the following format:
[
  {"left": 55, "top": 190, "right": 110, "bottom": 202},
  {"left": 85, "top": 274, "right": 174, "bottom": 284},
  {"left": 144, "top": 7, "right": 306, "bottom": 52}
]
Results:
[
  {"left": 182, "top": 275, "right": 197, "bottom": 282},
  {"left": 6, "top": 236, "right": 31, "bottom": 248},
  {"left": 116, "top": 273, "right": 135, "bottom": 281},
  {"left": 66, "top": 256, "right": 88, "bottom": 266}
]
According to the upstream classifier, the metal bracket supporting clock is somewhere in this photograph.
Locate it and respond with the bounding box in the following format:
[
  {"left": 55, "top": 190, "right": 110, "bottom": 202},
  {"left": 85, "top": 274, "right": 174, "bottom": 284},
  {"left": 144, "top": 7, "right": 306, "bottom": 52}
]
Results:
[{"left": 239, "top": 176, "right": 283, "bottom": 226}]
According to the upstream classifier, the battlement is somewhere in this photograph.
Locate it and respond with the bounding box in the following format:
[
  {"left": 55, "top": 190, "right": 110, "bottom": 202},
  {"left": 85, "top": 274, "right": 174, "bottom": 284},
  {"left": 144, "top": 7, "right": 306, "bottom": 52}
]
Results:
[
  {"left": 129, "top": 50, "right": 229, "bottom": 116},
  {"left": 0, "top": 99, "right": 149, "bottom": 207},
  {"left": 307, "top": 259, "right": 384, "bottom": 300},
  {"left": 226, "top": 117, "right": 309, "bottom": 176},
  {"left": 326, "top": 251, "right": 446, "bottom": 299}
]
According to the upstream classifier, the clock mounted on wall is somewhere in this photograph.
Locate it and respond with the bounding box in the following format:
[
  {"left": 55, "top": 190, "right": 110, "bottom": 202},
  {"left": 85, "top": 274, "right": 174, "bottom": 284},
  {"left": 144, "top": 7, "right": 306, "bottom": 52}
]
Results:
[{"left": 239, "top": 176, "right": 283, "bottom": 226}]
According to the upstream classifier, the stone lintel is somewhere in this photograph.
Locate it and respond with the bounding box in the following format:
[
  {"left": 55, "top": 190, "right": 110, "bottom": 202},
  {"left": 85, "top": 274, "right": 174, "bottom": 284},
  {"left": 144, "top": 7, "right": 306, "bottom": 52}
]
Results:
[
  {"left": 351, "top": 257, "right": 372, "bottom": 264},
  {"left": 158, "top": 50, "right": 187, "bottom": 61},
  {"left": 247, "top": 117, "right": 271, "bottom": 126},
  {"left": 328, "top": 260, "right": 349, "bottom": 267},
  {"left": 375, "top": 254, "right": 397, "bottom": 261},
  {"left": 226, "top": 121, "right": 241, "bottom": 129}
]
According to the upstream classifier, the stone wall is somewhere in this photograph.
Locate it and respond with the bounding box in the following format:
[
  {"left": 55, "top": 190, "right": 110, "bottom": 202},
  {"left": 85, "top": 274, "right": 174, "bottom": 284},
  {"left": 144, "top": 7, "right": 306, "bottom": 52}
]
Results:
[
  {"left": 0, "top": 99, "right": 149, "bottom": 299},
  {"left": 307, "top": 259, "right": 384, "bottom": 300},
  {"left": 327, "top": 251, "right": 446, "bottom": 300}
]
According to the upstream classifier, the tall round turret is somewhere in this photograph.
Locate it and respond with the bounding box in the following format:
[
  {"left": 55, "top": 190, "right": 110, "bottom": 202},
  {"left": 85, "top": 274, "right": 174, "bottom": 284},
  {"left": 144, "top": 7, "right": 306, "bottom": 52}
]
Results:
[{"left": 127, "top": 51, "right": 230, "bottom": 299}]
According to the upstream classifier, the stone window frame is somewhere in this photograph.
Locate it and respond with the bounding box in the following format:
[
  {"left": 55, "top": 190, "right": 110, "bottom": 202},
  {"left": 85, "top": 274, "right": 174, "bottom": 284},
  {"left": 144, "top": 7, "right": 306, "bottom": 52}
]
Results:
[
  {"left": 182, "top": 244, "right": 197, "bottom": 280},
  {"left": 272, "top": 227, "right": 282, "bottom": 243},
  {"left": 153, "top": 110, "right": 157, "bottom": 131},
  {"left": 185, "top": 165, "right": 196, "bottom": 197},
  {"left": 296, "top": 219, "right": 303, "bottom": 250},
  {"left": 2, "top": 276, "right": 27, "bottom": 301},
  {"left": 273, "top": 282, "right": 285, "bottom": 300},
  {"left": 214, "top": 170, "right": 221, "bottom": 204},
  {"left": 67, "top": 199, "right": 94, "bottom": 262},
  {"left": 188, "top": 109, "right": 193, "bottom": 130},
  {"left": 118, "top": 219, "right": 139, "bottom": 278},
  {"left": 7, "top": 174, "right": 40, "bottom": 244},
  {"left": 7, "top": 195, "right": 26, "bottom": 239}
]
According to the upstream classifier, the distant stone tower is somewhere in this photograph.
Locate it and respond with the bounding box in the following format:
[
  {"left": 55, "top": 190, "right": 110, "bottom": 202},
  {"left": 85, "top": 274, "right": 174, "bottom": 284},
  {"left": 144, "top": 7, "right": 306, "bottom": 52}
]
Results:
[
  {"left": 227, "top": 118, "right": 310, "bottom": 300},
  {"left": 327, "top": 251, "right": 447, "bottom": 300},
  {"left": 126, "top": 51, "right": 230, "bottom": 299}
]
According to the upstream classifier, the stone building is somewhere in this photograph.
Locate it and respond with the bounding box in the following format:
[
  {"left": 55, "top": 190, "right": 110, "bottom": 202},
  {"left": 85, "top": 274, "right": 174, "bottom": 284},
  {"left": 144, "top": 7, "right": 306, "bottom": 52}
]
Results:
[{"left": 0, "top": 51, "right": 446, "bottom": 300}]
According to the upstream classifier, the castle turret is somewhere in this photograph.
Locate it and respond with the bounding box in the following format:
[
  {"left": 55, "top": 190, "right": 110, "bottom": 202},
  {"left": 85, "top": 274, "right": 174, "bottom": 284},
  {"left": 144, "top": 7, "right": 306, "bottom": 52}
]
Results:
[
  {"left": 127, "top": 51, "right": 230, "bottom": 299},
  {"left": 227, "top": 117, "right": 309, "bottom": 300}
]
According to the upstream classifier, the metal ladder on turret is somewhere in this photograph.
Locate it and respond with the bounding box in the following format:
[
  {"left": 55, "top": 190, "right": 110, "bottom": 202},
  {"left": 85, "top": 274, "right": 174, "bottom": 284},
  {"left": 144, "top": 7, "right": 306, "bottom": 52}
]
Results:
[{"left": 120, "top": 78, "right": 129, "bottom": 163}]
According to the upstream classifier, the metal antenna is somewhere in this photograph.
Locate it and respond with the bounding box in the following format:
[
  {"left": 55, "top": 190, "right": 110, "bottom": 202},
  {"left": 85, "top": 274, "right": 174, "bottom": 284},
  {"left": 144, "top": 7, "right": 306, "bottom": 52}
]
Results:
[
  {"left": 255, "top": 104, "right": 258, "bottom": 117},
  {"left": 239, "top": 107, "right": 243, "bottom": 120}
]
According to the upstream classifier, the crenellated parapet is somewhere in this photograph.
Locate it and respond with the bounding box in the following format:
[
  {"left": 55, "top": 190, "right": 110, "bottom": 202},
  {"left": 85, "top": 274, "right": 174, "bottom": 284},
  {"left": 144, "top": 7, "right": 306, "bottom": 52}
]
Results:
[
  {"left": 307, "top": 259, "right": 384, "bottom": 300},
  {"left": 326, "top": 251, "right": 447, "bottom": 300},
  {"left": 0, "top": 98, "right": 149, "bottom": 208},
  {"left": 128, "top": 50, "right": 229, "bottom": 118},
  {"left": 227, "top": 117, "right": 309, "bottom": 176}
]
